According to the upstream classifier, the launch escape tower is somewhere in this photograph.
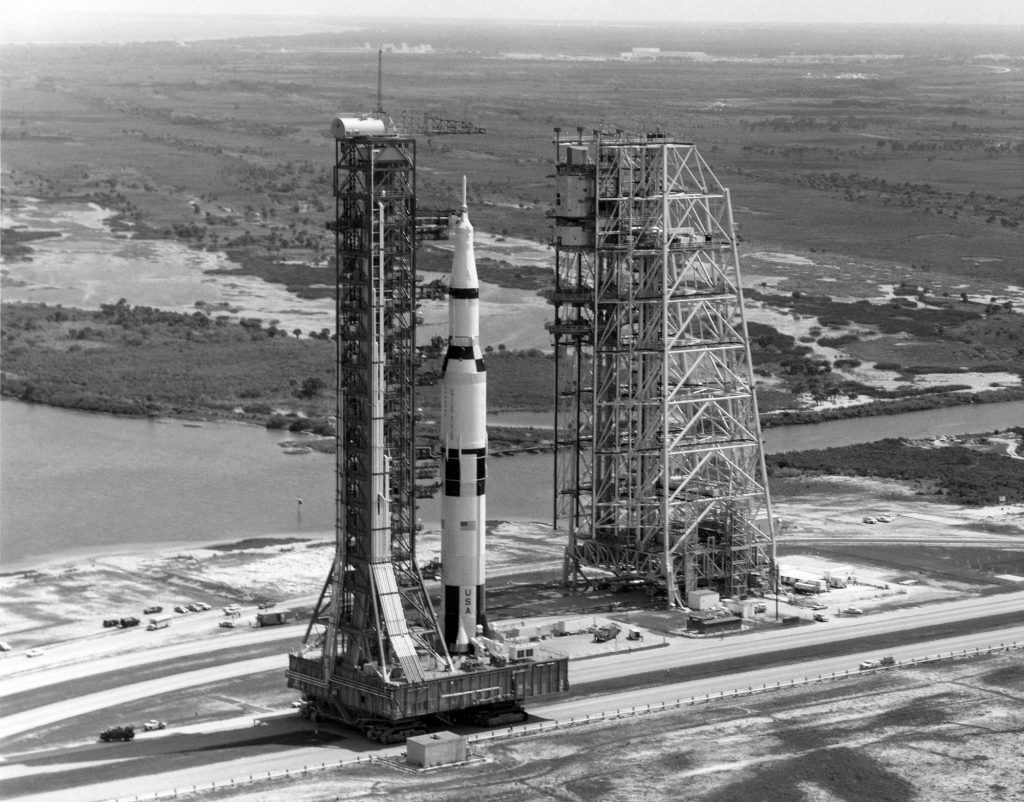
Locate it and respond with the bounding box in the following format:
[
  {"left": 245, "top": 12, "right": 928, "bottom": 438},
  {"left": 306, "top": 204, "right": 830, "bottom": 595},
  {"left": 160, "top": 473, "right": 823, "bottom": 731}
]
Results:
[
  {"left": 286, "top": 115, "right": 567, "bottom": 740},
  {"left": 549, "top": 129, "right": 776, "bottom": 608}
]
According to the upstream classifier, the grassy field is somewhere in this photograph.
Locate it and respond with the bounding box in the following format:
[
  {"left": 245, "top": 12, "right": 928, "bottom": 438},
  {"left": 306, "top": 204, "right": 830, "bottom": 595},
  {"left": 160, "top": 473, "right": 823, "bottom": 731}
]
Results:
[
  {"left": 2, "top": 24, "right": 1022, "bottom": 430},
  {"left": 2, "top": 23, "right": 1021, "bottom": 286}
]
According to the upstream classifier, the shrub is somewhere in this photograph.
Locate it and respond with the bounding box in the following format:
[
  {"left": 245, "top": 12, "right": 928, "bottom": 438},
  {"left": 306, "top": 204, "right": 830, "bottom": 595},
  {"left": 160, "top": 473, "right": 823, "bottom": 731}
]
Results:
[{"left": 818, "top": 334, "right": 860, "bottom": 348}]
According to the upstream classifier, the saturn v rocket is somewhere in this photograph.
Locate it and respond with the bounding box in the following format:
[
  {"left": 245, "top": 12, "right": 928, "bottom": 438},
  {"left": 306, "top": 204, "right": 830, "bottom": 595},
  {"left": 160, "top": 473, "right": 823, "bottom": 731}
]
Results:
[{"left": 440, "top": 179, "right": 488, "bottom": 653}]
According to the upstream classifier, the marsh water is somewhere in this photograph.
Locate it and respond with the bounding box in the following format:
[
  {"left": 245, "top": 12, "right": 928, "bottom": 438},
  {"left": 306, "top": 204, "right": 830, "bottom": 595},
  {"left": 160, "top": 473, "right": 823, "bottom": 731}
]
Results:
[
  {"left": 3, "top": 398, "right": 1022, "bottom": 568},
  {"left": 3, "top": 201, "right": 1022, "bottom": 567}
]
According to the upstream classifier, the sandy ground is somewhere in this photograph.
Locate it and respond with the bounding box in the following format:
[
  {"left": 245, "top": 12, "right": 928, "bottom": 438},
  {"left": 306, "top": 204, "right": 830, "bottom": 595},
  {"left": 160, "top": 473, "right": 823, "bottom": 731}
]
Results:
[
  {"left": 2, "top": 474, "right": 1021, "bottom": 656},
  {"left": 146, "top": 651, "right": 1024, "bottom": 802}
]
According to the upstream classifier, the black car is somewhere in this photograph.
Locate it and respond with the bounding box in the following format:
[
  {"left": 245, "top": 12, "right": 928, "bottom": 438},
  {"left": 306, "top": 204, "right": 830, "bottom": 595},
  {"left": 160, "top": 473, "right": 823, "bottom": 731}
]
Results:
[
  {"left": 119, "top": 617, "right": 140, "bottom": 628},
  {"left": 102, "top": 619, "right": 119, "bottom": 628},
  {"left": 100, "top": 725, "right": 135, "bottom": 742}
]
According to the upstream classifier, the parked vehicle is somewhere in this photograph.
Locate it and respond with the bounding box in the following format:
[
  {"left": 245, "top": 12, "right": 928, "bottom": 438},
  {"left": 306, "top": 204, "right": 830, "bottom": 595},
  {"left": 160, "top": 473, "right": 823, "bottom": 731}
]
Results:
[
  {"left": 119, "top": 617, "right": 140, "bottom": 628},
  {"left": 811, "top": 603, "right": 829, "bottom": 611},
  {"left": 147, "top": 615, "right": 171, "bottom": 631},
  {"left": 223, "top": 605, "right": 241, "bottom": 616},
  {"left": 100, "top": 725, "right": 134, "bottom": 742},
  {"left": 102, "top": 619, "right": 119, "bottom": 628},
  {"left": 0, "top": 641, "right": 12, "bottom": 652},
  {"left": 593, "top": 624, "right": 621, "bottom": 643},
  {"left": 813, "top": 613, "right": 829, "bottom": 622},
  {"left": 843, "top": 607, "right": 865, "bottom": 616},
  {"left": 174, "top": 605, "right": 189, "bottom": 614},
  {"left": 257, "top": 601, "right": 277, "bottom": 610},
  {"left": 194, "top": 602, "right": 211, "bottom": 611},
  {"left": 187, "top": 603, "right": 202, "bottom": 612},
  {"left": 255, "top": 609, "right": 296, "bottom": 627},
  {"left": 143, "top": 605, "right": 163, "bottom": 615},
  {"left": 142, "top": 719, "right": 166, "bottom": 731},
  {"left": 25, "top": 648, "right": 44, "bottom": 658}
]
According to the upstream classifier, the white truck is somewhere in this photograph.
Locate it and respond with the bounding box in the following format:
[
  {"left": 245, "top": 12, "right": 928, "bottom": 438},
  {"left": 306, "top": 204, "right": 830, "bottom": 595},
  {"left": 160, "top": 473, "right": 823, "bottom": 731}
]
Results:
[{"left": 147, "top": 615, "right": 171, "bottom": 631}]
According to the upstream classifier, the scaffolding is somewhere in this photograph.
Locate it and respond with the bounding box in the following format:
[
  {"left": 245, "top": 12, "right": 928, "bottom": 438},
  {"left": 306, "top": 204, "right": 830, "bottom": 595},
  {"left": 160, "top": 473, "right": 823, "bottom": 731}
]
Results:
[
  {"left": 287, "top": 123, "right": 568, "bottom": 739},
  {"left": 549, "top": 129, "right": 775, "bottom": 607},
  {"left": 290, "top": 133, "right": 452, "bottom": 694}
]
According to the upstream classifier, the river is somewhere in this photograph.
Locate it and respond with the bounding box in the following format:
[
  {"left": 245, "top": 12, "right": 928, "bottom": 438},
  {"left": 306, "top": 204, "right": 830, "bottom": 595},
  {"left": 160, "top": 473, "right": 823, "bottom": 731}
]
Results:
[{"left": 3, "top": 399, "right": 1022, "bottom": 569}]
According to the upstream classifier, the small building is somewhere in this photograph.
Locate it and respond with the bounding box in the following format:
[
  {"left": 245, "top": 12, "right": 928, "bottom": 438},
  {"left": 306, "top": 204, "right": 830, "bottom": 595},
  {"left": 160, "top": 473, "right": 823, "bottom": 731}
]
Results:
[
  {"left": 406, "top": 731, "right": 467, "bottom": 768},
  {"left": 686, "top": 610, "right": 742, "bottom": 635},
  {"left": 687, "top": 589, "right": 720, "bottom": 611},
  {"left": 720, "top": 598, "right": 756, "bottom": 618}
]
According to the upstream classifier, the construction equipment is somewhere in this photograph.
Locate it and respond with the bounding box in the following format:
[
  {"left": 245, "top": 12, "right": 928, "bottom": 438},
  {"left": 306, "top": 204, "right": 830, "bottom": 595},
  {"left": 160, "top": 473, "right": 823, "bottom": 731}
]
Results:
[{"left": 593, "top": 623, "right": 621, "bottom": 643}]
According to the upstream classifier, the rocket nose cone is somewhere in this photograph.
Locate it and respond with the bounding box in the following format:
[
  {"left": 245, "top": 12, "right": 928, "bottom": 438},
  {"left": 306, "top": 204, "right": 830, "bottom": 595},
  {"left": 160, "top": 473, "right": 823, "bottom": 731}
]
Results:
[{"left": 450, "top": 216, "right": 478, "bottom": 289}]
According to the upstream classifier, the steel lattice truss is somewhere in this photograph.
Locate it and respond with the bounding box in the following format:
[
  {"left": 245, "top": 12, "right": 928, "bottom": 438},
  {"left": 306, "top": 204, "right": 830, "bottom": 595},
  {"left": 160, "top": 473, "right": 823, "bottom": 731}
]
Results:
[
  {"left": 300, "top": 136, "right": 450, "bottom": 685},
  {"left": 550, "top": 131, "right": 775, "bottom": 605}
]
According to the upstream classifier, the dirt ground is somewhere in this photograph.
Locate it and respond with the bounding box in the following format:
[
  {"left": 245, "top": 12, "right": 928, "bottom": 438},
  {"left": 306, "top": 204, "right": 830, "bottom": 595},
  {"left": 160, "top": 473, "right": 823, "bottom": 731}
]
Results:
[
  {"left": 181, "top": 651, "right": 1024, "bottom": 802},
  {"left": 2, "top": 474, "right": 1022, "bottom": 653},
  {"left": 2, "top": 474, "right": 1023, "bottom": 801}
]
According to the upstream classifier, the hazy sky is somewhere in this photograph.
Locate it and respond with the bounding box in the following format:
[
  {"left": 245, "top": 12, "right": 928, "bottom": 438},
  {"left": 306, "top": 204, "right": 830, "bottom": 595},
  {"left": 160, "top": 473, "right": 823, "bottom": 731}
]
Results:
[{"left": 5, "top": 0, "right": 1023, "bottom": 26}]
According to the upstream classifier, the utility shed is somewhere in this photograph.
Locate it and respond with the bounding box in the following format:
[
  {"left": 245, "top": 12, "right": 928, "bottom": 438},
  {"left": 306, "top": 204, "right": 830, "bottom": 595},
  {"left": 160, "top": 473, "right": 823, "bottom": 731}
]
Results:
[
  {"left": 687, "top": 611, "right": 742, "bottom": 635},
  {"left": 687, "top": 589, "right": 720, "bottom": 611},
  {"left": 406, "top": 731, "right": 467, "bottom": 768}
]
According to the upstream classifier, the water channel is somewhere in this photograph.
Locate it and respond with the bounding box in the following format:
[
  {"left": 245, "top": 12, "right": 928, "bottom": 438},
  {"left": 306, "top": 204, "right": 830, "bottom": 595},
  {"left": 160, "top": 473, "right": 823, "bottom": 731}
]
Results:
[{"left": 3, "top": 399, "right": 1021, "bottom": 569}]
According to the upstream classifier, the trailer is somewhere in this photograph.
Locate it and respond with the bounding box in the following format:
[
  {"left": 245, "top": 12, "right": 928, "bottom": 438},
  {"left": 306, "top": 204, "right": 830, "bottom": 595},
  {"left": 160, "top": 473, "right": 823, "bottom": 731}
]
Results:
[{"left": 256, "top": 609, "right": 296, "bottom": 627}]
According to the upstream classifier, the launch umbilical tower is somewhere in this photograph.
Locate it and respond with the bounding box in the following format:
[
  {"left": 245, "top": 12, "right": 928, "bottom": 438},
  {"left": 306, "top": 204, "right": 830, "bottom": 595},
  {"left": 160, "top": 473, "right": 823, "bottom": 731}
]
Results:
[
  {"left": 287, "top": 116, "right": 567, "bottom": 742},
  {"left": 549, "top": 129, "right": 775, "bottom": 607}
]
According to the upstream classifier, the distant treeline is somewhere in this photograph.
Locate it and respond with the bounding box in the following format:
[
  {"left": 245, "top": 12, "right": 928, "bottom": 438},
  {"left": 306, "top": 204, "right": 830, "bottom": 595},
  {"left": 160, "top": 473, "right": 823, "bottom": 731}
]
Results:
[{"left": 767, "top": 434, "right": 1024, "bottom": 506}]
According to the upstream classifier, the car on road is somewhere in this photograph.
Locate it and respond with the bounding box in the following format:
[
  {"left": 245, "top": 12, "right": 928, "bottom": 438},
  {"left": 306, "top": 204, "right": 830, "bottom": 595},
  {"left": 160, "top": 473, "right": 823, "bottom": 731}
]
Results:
[
  {"left": 813, "top": 613, "right": 830, "bottom": 622},
  {"left": 877, "top": 515, "right": 894, "bottom": 523},
  {"left": 174, "top": 605, "right": 190, "bottom": 614},
  {"left": 25, "top": 648, "right": 44, "bottom": 658},
  {"left": 843, "top": 607, "right": 865, "bottom": 616},
  {"left": 119, "top": 617, "right": 141, "bottom": 628},
  {"left": 100, "top": 725, "right": 135, "bottom": 742},
  {"left": 218, "top": 620, "right": 236, "bottom": 628},
  {"left": 258, "top": 601, "right": 277, "bottom": 610},
  {"left": 102, "top": 618, "right": 120, "bottom": 628},
  {"left": 0, "top": 641, "right": 11, "bottom": 652},
  {"left": 142, "top": 719, "right": 166, "bottom": 731}
]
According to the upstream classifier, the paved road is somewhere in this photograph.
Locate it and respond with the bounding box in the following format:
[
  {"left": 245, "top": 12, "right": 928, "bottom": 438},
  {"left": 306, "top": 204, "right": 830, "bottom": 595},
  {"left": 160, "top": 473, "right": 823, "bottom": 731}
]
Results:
[
  {"left": 4, "top": 624, "right": 1022, "bottom": 802},
  {"left": 3, "top": 590, "right": 1023, "bottom": 739}
]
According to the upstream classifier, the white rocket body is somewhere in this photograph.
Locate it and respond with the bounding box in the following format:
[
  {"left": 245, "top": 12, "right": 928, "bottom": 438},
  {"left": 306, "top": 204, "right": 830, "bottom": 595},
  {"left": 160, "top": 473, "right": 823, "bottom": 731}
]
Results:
[{"left": 440, "top": 191, "right": 487, "bottom": 653}]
